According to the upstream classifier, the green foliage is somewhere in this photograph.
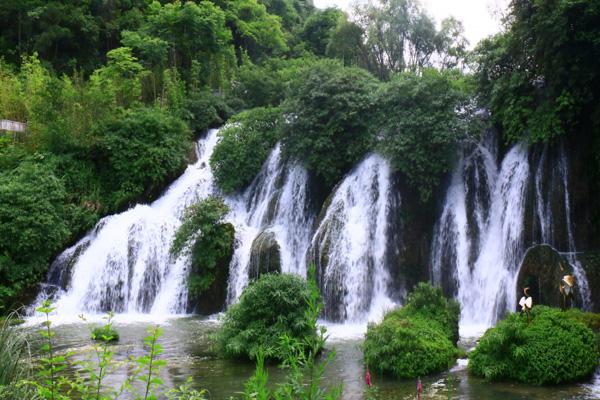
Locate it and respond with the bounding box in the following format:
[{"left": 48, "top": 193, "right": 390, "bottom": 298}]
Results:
[
  {"left": 232, "top": 56, "right": 317, "bottom": 108},
  {"left": 376, "top": 69, "right": 473, "bottom": 202},
  {"left": 211, "top": 107, "right": 282, "bottom": 193},
  {"left": 214, "top": 0, "right": 288, "bottom": 64},
  {"left": 473, "top": 0, "right": 600, "bottom": 143},
  {"left": 91, "top": 326, "right": 119, "bottom": 344},
  {"left": 363, "top": 283, "right": 460, "bottom": 379},
  {"left": 353, "top": 0, "right": 469, "bottom": 79},
  {"left": 469, "top": 306, "right": 598, "bottom": 385},
  {"left": 0, "top": 312, "right": 30, "bottom": 387},
  {"left": 216, "top": 273, "right": 317, "bottom": 361},
  {"left": 181, "top": 90, "right": 233, "bottom": 135},
  {"left": 171, "top": 196, "right": 234, "bottom": 297},
  {"left": 98, "top": 106, "right": 192, "bottom": 210},
  {"left": 299, "top": 8, "right": 344, "bottom": 56},
  {"left": 281, "top": 61, "right": 378, "bottom": 188},
  {"left": 0, "top": 160, "right": 69, "bottom": 312},
  {"left": 27, "top": 302, "right": 208, "bottom": 399},
  {"left": 396, "top": 282, "right": 461, "bottom": 344},
  {"left": 239, "top": 265, "right": 342, "bottom": 400}
]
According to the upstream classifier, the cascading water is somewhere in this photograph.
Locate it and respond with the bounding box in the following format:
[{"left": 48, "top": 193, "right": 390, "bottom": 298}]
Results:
[
  {"left": 226, "top": 144, "right": 315, "bottom": 303},
  {"left": 432, "top": 140, "right": 530, "bottom": 332},
  {"left": 40, "top": 129, "right": 221, "bottom": 315},
  {"left": 309, "top": 154, "right": 396, "bottom": 322},
  {"left": 433, "top": 134, "right": 593, "bottom": 334}
]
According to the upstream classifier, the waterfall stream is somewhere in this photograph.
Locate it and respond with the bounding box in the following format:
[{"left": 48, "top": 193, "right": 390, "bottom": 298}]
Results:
[
  {"left": 44, "top": 129, "right": 221, "bottom": 315},
  {"left": 432, "top": 136, "right": 592, "bottom": 334}
]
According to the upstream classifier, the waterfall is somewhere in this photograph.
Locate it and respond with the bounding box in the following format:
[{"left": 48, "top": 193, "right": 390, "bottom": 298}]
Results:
[
  {"left": 226, "top": 144, "right": 315, "bottom": 303},
  {"left": 432, "top": 139, "right": 530, "bottom": 332},
  {"left": 39, "top": 130, "right": 221, "bottom": 315},
  {"left": 309, "top": 154, "right": 396, "bottom": 322},
  {"left": 433, "top": 134, "right": 593, "bottom": 333}
]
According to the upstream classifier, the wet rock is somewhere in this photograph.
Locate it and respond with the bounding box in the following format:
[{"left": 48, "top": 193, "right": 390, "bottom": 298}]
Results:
[
  {"left": 249, "top": 230, "right": 281, "bottom": 280},
  {"left": 516, "top": 244, "right": 573, "bottom": 308}
]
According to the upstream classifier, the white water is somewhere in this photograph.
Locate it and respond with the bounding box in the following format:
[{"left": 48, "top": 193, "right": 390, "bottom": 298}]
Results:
[
  {"left": 310, "top": 154, "right": 396, "bottom": 323},
  {"left": 433, "top": 137, "right": 593, "bottom": 336},
  {"left": 45, "top": 129, "right": 221, "bottom": 316},
  {"left": 226, "top": 144, "right": 314, "bottom": 302},
  {"left": 433, "top": 140, "right": 530, "bottom": 334}
]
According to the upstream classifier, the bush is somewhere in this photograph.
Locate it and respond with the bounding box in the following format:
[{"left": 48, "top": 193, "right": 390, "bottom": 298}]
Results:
[
  {"left": 280, "top": 60, "right": 378, "bottom": 188},
  {"left": 210, "top": 107, "right": 281, "bottom": 193},
  {"left": 363, "top": 283, "right": 460, "bottom": 378},
  {"left": 216, "top": 273, "right": 317, "bottom": 360},
  {"left": 91, "top": 326, "right": 120, "bottom": 343},
  {"left": 182, "top": 90, "right": 233, "bottom": 135},
  {"left": 375, "top": 69, "right": 473, "bottom": 202},
  {"left": 98, "top": 106, "right": 192, "bottom": 210},
  {"left": 0, "top": 160, "right": 69, "bottom": 312},
  {"left": 0, "top": 313, "right": 30, "bottom": 387},
  {"left": 469, "top": 306, "right": 598, "bottom": 385},
  {"left": 171, "top": 196, "right": 234, "bottom": 300}
]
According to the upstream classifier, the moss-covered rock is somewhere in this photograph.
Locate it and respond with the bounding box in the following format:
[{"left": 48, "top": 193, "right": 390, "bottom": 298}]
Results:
[
  {"left": 469, "top": 306, "right": 598, "bottom": 385},
  {"left": 249, "top": 230, "right": 281, "bottom": 279},
  {"left": 515, "top": 244, "right": 574, "bottom": 308},
  {"left": 363, "top": 283, "right": 460, "bottom": 378}
]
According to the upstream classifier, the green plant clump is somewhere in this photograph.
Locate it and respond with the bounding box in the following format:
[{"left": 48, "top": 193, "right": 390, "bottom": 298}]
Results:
[
  {"left": 210, "top": 107, "right": 282, "bottom": 193},
  {"left": 91, "top": 326, "right": 120, "bottom": 343},
  {"left": 216, "top": 273, "right": 317, "bottom": 361},
  {"left": 469, "top": 306, "right": 598, "bottom": 385},
  {"left": 171, "top": 196, "right": 234, "bottom": 304},
  {"left": 363, "top": 282, "right": 460, "bottom": 378}
]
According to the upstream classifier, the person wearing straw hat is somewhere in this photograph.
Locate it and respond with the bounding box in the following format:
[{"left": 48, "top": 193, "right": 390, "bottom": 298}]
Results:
[{"left": 559, "top": 273, "right": 575, "bottom": 310}]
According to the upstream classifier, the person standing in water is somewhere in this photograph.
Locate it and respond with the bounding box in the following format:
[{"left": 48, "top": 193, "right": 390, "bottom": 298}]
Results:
[{"left": 416, "top": 376, "right": 423, "bottom": 399}]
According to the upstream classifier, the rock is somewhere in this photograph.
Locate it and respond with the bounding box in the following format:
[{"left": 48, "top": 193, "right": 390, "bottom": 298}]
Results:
[
  {"left": 516, "top": 244, "right": 574, "bottom": 308},
  {"left": 249, "top": 230, "right": 281, "bottom": 279}
]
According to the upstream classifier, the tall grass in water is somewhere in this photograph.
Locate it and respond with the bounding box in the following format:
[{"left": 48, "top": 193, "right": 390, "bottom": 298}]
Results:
[{"left": 0, "top": 312, "right": 33, "bottom": 398}]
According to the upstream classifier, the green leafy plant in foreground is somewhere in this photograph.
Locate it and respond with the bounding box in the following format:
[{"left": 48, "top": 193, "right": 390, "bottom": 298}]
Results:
[
  {"left": 240, "top": 265, "right": 342, "bottom": 400},
  {"left": 27, "top": 300, "right": 207, "bottom": 400}
]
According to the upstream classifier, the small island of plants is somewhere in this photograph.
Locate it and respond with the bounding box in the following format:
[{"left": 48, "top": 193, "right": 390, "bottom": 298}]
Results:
[
  {"left": 469, "top": 306, "right": 599, "bottom": 385},
  {"left": 363, "top": 282, "right": 461, "bottom": 378}
]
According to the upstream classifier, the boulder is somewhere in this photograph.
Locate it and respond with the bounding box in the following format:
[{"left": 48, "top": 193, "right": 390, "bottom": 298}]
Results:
[
  {"left": 516, "top": 244, "right": 574, "bottom": 309},
  {"left": 249, "top": 230, "right": 281, "bottom": 279}
]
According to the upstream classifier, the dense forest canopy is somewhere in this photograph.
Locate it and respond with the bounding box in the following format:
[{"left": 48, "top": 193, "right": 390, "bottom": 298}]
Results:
[{"left": 0, "top": 0, "right": 599, "bottom": 315}]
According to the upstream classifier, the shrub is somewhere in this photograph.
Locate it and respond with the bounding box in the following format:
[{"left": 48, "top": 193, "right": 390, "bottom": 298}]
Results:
[
  {"left": 210, "top": 107, "right": 281, "bottom": 193},
  {"left": 0, "top": 160, "right": 69, "bottom": 312},
  {"left": 91, "top": 326, "right": 120, "bottom": 343},
  {"left": 364, "top": 314, "right": 457, "bottom": 379},
  {"left": 375, "top": 69, "right": 473, "bottom": 202},
  {"left": 469, "top": 306, "right": 598, "bottom": 385},
  {"left": 182, "top": 90, "right": 233, "bottom": 135},
  {"left": 280, "top": 60, "right": 378, "bottom": 188},
  {"left": 171, "top": 197, "right": 234, "bottom": 301},
  {"left": 216, "top": 273, "right": 317, "bottom": 360},
  {"left": 363, "top": 283, "right": 460, "bottom": 378},
  {"left": 97, "top": 106, "right": 192, "bottom": 210},
  {"left": 397, "top": 282, "right": 461, "bottom": 344}
]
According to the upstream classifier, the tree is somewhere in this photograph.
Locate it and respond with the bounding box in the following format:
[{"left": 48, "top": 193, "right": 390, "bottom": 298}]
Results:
[
  {"left": 473, "top": 0, "right": 600, "bottom": 144},
  {"left": 353, "top": 0, "right": 468, "bottom": 79},
  {"left": 210, "top": 107, "right": 282, "bottom": 193},
  {"left": 299, "top": 7, "right": 344, "bottom": 56},
  {"left": 0, "top": 160, "right": 69, "bottom": 312},
  {"left": 213, "top": 0, "right": 288, "bottom": 64},
  {"left": 375, "top": 69, "right": 472, "bottom": 202},
  {"left": 281, "top": 61, "right": 378, "bottom": 188}
]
